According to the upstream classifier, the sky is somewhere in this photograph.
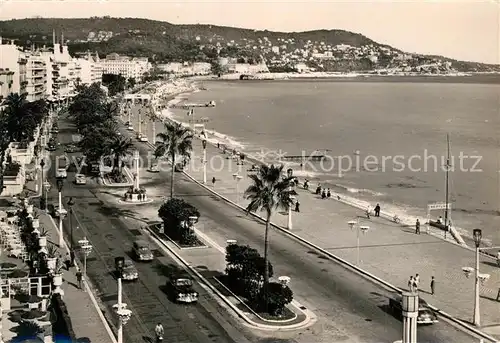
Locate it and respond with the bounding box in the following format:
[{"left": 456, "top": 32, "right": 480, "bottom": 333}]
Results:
[{"left": 0, "top": 0, "right": 498, "bottom": 64}]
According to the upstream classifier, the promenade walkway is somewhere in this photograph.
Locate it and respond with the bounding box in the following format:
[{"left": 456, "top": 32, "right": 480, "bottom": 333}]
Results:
[
  {"left": 127, "top": 103, "right": 500, "bottom": 334},
  {"left": 38, "top": 208, "right": 115, "bottom": 342}
]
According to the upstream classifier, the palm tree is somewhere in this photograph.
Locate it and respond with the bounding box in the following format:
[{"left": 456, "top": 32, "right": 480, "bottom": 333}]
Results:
[
  {"left": 244, "top": 164, "right": 296, "bottom": 308},
  {"left": 155, "top": 122, "right": 193, "bottom": 198},
  {"left": 108, "top": 137, "right": 134, "bottom": 175},
  {"left": 3, "top": 92, "right": 31, "bottom": 142}
]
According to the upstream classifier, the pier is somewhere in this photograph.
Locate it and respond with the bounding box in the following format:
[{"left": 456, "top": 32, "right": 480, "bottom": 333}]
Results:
[
  {"left": 282, "top": 155, "right": 326, "bottom": 161},
  {"left": 172, "top": 100, "right": 216, "bottom": 109}
]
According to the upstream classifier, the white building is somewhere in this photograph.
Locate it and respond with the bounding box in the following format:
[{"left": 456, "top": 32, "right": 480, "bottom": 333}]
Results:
[
  {"left": 101, "top": 53, "right": 151, "bottom": 81},
  {"left": 75, "top": 52, "right": 102, "bottom": 85},
  {"left": 20, "top": 51, "right": 47, "bottom": 102},
  {"left": 0, "top": 37, "right": 22, "bottom": 94}
]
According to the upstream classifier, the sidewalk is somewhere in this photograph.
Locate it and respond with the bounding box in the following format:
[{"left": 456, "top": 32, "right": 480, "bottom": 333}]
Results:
[
  {"left": 128, "top": 104, "right": 500, "bottom": 329},
  {"left": 38, "top": 195, "right": 115, "bottom": 343}
]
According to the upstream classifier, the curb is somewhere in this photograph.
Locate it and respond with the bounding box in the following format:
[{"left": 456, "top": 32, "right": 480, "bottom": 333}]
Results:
[
  {"left": 180, "top": 169, "right": 499, "bottom": 343},
  {"left": 101, "top": 167, "right": 134, "bottom": 187},
  {"left": 47, "top": 214, "right": 118, "bottom": 343},
  {"left": 143, "top": 225, "right": 314, "bottom": 331}
]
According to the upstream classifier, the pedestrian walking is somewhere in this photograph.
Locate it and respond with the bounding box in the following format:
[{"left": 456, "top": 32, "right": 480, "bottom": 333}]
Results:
[
  {"left": 212, "top": 176, "right": 216, "bottom": 186},
  {"left": 64, "top": 253, "right": 71, "bottom": 271},
  {"left": 70, "top": 250, "right": 75, "bottom": 265},
  {"left": 430, "top": 276, "right": 435, "bottom": 295},
  {"left": 295, "top": 200, "right": 300, "bottom": 212},
  {"left": 414, "top": 273, "right": 420, "bottom": 292},
  {"left": 327, "top": 188, "right": 331, "bottom": 198},
  {"left": 374, "top": 204, "right": 381, "bottom": 217},
  {"left": 76, "top": 271, "right": 83, "bottom": 289},
  {"left": 408, "top": 276, "right": 414, "bottom": 292},
  {"left": 321, "top": 190, "right": 326, "bottom": 199},
  {"left": 155, "top": 323, "right": 164, "bottom": 343},
  {"left": 415, "top": 219, "right": 421, "bottom": 234}
]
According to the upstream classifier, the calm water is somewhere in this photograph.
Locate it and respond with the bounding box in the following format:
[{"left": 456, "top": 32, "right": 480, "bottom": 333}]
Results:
[{"left": 170, "top": 80, "right": 500, "bottom": 244}]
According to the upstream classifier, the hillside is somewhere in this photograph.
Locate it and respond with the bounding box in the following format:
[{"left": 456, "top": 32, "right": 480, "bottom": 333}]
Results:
[{"left": 0, "top": 17, "right": 498, "bottom": 72}]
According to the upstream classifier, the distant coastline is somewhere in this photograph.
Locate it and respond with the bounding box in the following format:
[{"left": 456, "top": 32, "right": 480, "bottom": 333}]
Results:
[{"left": 192, "top": 72, "right": 500, "bottom": 84}]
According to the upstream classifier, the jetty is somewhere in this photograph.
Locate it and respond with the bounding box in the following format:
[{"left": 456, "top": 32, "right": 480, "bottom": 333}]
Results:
[{"left": 282, "top": 154, "right": 326, "bottom": 162}]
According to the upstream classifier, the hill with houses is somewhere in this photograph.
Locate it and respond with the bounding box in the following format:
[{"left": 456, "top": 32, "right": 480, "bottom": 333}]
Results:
[{"left": 0, "top": 17, "right": 498, "bottom": 73}]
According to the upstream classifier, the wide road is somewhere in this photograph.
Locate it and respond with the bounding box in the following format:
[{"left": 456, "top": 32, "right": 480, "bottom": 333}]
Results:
[
  {"left": 122, "top": 104, "right": 480, "bottom": 343},
  {"left": 46, "top": 115, "right": 254, "bottom": 343}
]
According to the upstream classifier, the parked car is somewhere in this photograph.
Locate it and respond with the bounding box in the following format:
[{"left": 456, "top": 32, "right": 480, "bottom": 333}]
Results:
[
  {"left": 120, "top": 259, "right": 138, "bottom": 281},
  {"left": 46, "top": 144, "right": 57, "bottom": 152},
  {"left": 388, "top": 294, "right": 438, "bottom": 325},
  {"left": 132, "top": 240, "right": 154, "bottom": 261},
  {"left": 166, "top": 277, "right": 198, "bottom": 303},
  {"left": 74, "top": 174, "right": 86, "bottom": 185}
]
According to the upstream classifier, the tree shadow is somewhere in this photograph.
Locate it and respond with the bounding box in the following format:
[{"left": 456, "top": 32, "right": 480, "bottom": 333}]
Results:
[
  {"left": 482, "top": 261, "right": 499, "bottom": 268},
  {"left": 152, "top": 262, "right": 184, "bottom": 277},
  {"left": 96, "top": 205, "right": 135, "bottom": 218},
  {"left": 480, "top": 294, "right": 499, "bottom": 302},
  {"left": 76, "top": 338, "right": 91, "bottom": 343}
]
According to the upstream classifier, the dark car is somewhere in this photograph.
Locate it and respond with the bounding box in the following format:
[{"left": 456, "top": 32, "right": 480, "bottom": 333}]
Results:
[
  {"left": 389, "top": 294, "right": 438, "bottom": 325},
  {"left": 166, "top": 277, "right": 198, "bottom": 303},
  {"left": 46, "top": 144, "right": 57, "bottom": 152}
]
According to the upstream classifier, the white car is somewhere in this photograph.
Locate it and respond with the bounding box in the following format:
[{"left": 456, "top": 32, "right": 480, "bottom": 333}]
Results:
[
  {"left": 74, "top": 174, "right": 86, "bottom": 185},
  {"left": 127, "top": 125, "right": 134, "bottom": 131},
  {"left": 56, "top": 169, "right": 67, "bottom": 179},
  {"left": 137, "top": 134, "right": 148, "bottom": 142},
  {"left": 147, "top": 165, "right": 160, "bottom": 173}
]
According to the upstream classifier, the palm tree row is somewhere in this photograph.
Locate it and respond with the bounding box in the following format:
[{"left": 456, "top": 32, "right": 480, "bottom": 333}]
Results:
[
  {"left": 68, "top": 83, "right": 134, "bottom": 173},
  {"left": 0, "top": 92, "right": 49, "bottom": 195}
]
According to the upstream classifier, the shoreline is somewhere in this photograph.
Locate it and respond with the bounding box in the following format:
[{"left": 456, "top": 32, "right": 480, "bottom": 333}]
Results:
[{"left": 148, "top": 79, "right": 490, "bottom": 247}]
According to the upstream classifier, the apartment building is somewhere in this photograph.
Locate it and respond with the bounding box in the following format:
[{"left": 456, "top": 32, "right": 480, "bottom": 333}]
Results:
[
  {"left": 0, "top": 68, "right": 14, "bottom": 108},
  {"left": 101, "top": 53, "right": 151, "bottom": 80},
  {"left": 0, "top": 38, "right": 22, "bottom": 94},
  {"left": 75, "top": 52, "right": 103, "bottom": 85},
  {"left": 21, "top": 52, "right": 47, "bottom": 102}
]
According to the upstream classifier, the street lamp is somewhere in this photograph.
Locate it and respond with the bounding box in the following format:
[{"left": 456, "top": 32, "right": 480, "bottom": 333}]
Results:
[
  {"left": 114, "top": 257, "right": 132, "bottom": 343},
  {"left": 202, "top": 139, "right": 207, "bottom": 184},
  {"left": 288, "top": 195, "right": 296, "bottom": 230},
  {"left": 78, "top": 237, "right": 92, "bottom": 281},
  {"left": 347, "top": 220, "right": 370, "bottom": 265},
  {"left": 40, "top": 159, "right": 46, "bottom": 210},
  {"left": 461, "top": 229, "right": 490, "bottom": 327},
  {"left": 232, "top": 173, "right": 243, "bottom": 205},
  {"left": 56, "top": 179, "right": 66, "bottom": 247},
  {"left": 67, "top": 197, "right": 75, "bottom": 253}
]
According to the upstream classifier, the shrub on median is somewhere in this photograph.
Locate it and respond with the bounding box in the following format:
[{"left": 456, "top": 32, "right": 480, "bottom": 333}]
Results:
[
  {"left": 224, "top": 244, "right": 293, "bottom": 315},
  {"left": 158, "top": 198, "right": 200, "bottom": 246}
]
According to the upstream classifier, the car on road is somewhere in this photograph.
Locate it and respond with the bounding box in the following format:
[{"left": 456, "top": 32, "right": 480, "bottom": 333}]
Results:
[
  {"left": 166, "top": 276, "right": 198, "bottom": 303},
  {"left": 55, "top": 168, "right": 67, "bottom": 179},
  {"left": 137, "top": 133, "right": 148, "bottom": 142},
  {"left": 46, "top": 143, "right": 57, "bottom": 152},
  {"left": 388, "top": 294, "right": 438, "bottom": 325},
  {"left": 147, "top": 164, "right": 160, "bottom": 173},
  {"left": 74, "top": 174, "right": 86, "bottom": 185},
  {"left": 132, "top": 240, "right": 154, "bottom": 261},
  {"left": 65, "top": 144, "right": 78, "bottom": 153},
  {"left": 174, "top": 163, "right": 184, "bottom": 172},
  {"left": 121, "top": 259, "right": 139, "bottom": 281}
]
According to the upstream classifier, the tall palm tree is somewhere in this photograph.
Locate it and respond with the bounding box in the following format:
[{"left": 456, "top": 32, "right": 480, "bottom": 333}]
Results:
[
  {"left": 108, "top": 137, "right": 134, "bottom": 175},
  {"left": 3, "top": 92, "right": 31, "bottom": 142},
  {"left": 244, "top": 164, "right": 296, "bottom": 307},
  {"left": 155, "top": 122, "right": 193, "bottom": 198}
]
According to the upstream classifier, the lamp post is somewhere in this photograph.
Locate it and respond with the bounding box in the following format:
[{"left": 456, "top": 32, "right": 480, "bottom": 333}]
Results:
[
  {"left": 461, "top": 229, "right": 490, "bottom": 327},
  {"left": 232, "top": 173, "right": 243, "bottom": 205},
  {"left": 67, "top": 197, "right": 75, "bottom": 252},
  {"left": 401, "top": 292, "right": 418, "bottom": 343},
  {"left": 202, "top": 139, "right": 207, "bottom": 184},
  {"left": 347, "top": 220, "right": 370, "bottom": 265},
  {"left": 40, "top": 159, "right": 45, "bottom": 210},
  {"left": 138, "top": 109, "right": 142, "bottom": 135},
  {"left": 56, "top": 179, "right": 65, "bottom": 247},
  {"left": 114, "top": 257, "right": 132, "bottom": 343},
  {"left": 78, "top": 237, "right": 92, "bottom": 282}
]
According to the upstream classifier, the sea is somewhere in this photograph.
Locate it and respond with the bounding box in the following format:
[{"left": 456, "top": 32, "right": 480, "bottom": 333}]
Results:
[{"left": 168, "top": 78, "right": 500, "bottom": 245}]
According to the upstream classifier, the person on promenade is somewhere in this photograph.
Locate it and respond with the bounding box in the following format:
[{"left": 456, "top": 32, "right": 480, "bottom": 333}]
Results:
[
  {"left": 70, "top": 250, "right": 75, "bottom": 266},
  {"left": 437, "top": 215, "right": 443, "bottom": 224},
  {"left": 374, "top": 204, "right": 381, "bottom": 217},
  {"left": 321, "top": 189, "right": 326, "bottom": 199},
  {"left": 430, "top": 276, "right": 435, "bottom": 295},
  {"left": 415, "top": 219, "right": 421, "bottom": 234},
  {"left": 316, "top": 184, "right": 321, "bottom": 195},
  {"left": 295, "top": 200, "right": 300, "bottom": 212},
  {"left": 212, "top": 177, "right": 216, "bottom": 187},
  {"left": 76, "top": 271, "right": 83, "bottom": 289},
  {"left": 64, "top": 253, "right": 71, "bottom": 271},
  {"left": 414, "top": 274, "right": 420, "bottom": 292},
  {"left": 303, "top": 179, "right": 309, "bottom": 190},
  {"left": 327, "top": 188, "right": 331, "bottom": 198},
  {"left": 155, "top": 323, "right": 164, "bottom": 343},
  {"left": 408, "top": 276, "right": 414, "bottom": 292}
]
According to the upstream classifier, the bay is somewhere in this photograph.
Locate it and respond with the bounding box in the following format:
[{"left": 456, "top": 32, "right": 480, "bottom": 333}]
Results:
[{"left": 170, "top": 79, "right": 500, "bottom": 245}]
